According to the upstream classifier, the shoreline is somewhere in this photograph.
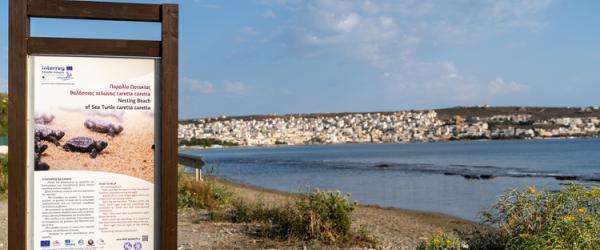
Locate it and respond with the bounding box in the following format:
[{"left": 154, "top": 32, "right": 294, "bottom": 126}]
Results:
[
  {"left": 179, "top": 135, "right": 600, "bottom": 150},
  {"left": 216, "top": 177, "right": 484, "bottom": 223}
]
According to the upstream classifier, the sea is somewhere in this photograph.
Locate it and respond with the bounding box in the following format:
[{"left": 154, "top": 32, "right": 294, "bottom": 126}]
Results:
[{"left": 182, "top": 138, "right": 600, "bottom": 221}]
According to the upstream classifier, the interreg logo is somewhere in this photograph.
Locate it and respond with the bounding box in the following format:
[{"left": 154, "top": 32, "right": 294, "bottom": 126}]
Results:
[
  {"left": 41, "top": 65, "right": 66, "bottom": 74},
  {"left": 41, "top": 65, "right": 74, "bottom": 80}
]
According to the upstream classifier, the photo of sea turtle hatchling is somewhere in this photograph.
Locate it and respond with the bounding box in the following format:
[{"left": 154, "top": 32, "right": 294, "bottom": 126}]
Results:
[{"left": 33, "top": 109, "right": 155, "bottom": 183}]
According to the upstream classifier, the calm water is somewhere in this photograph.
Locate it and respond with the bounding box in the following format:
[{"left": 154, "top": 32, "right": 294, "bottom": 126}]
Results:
[{"left": 183, "top": 139, "right": 600, "bottom": 221}]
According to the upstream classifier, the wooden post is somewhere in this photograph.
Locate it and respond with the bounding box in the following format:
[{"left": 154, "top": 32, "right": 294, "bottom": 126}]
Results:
[
  {"left": 8, "top": 0, "right": 29, "bottom": 249},
  {"left": 8, "top": 1, "right": 179, "bottom": 249},
  {"left": 160, "top": 4, "right": 179, "bottom": 250}
]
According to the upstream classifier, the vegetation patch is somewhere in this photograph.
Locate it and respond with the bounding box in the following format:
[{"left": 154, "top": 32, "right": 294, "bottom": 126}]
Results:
[
  {"left": 177, "top": 166, "right": 233, "bottom": 209},
  {"left": 417, "top": 231, "right": 462, "bottom": 250},
  {"left": 0, "top": 155, "right": 7, "bottom": 194},
  {"left": 176, "top": 168, "right": 375, "bottom": 247},
  {"left": 482, "top": 184, "right": 600, "bottom": 250},
  {"left": 422, "top": 184, "right": 600, "bottom": 250},
  {"left": 0, "top": 93, "right": 7, "bottom": 136},
  {"left": 230, "top": 189, "right": 377, "bottom": 247}
]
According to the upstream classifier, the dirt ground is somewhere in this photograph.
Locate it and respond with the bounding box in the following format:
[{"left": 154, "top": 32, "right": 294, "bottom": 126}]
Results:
[
  {"left": 0, "top": 200, "right": 5, "bottom": 250},
  {"left": 0, "top": 180, "right": 487, "bottom": 249},
  {"left": 37, "top": 110, "right": 155, "bottom": 183}
]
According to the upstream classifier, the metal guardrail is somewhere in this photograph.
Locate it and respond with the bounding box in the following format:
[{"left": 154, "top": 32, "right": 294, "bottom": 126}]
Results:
[{"left": 178, "top": 153, "right": 205, "bottom": 182}]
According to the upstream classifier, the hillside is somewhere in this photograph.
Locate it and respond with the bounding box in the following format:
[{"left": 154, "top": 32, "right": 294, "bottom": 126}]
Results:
[
  {"left": 435, "top": 106, "right": 600, "bottom": 121},
  {"left": 181, "top": 106, "right": 600, "bottom": 123}
]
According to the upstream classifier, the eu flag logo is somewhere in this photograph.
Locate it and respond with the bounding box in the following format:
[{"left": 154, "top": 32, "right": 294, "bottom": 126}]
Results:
[{"left": 40, "top": 240, "right": 50, "bottom": 247}]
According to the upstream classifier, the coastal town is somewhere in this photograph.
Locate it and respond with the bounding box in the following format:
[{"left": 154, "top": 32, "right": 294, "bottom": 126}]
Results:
[{"left": 179, "top": 106, "right": 600, "bottom": 146}]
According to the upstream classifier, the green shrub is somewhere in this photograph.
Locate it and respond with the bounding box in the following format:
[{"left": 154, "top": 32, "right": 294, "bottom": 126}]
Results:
[
  {"left": 177, "top": 166, "right": 233, "bottom": 209},
  {"left": 416, "top": 231, "right": 462, "bottom": 250},
  {"left": 230, "top": 189, "right": 376, "bottom": 246},
  {"left": 290, "top": 190, "right": 356, "bottom": 240},
  {"left": 0, "top": 93, "right": 7, "bottom": 136},
  {"left": 0, "top": 155, "right": 7, "bottom": 193},
  {"left": 230, "top": 198, "right": 275, "bottom": 223},
  {"left": 481, "top": 184, "right": 600, "bottom": 250}
]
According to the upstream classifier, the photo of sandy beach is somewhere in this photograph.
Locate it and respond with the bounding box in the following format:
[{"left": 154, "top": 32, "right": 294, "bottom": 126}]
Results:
[{"left": 34, "top": 109, "right": 155, "bottom": 183}]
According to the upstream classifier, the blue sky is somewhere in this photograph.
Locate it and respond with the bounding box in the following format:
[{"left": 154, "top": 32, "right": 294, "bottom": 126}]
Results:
[{"left": 1, "top": 0, "right": 600, "bottom": 118}]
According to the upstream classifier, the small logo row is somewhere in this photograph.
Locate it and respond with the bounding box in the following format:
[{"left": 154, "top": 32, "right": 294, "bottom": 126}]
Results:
[
  {"left": 40, "top": 238, "right": 104, "bottom": 248},
  {"left": 123, "top": 241, "right": 143, "bottom": 250}
]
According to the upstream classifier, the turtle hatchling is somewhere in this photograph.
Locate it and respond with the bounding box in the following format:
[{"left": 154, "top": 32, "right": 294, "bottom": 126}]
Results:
[
  {"left": 34, "top": 141, "right": 49, "bottom": 170},
  {"left": 35, "top": 155, "right": 50, "bottom": 171},
  {"left": 84, "top": 119, "right": 124, "bottom": 137},
  {"left": 35, "top": 124, "right": 65, "bottom": 146},
  {"left": 63, "top": 137, "right": 108, "bottom": 158},
  {"left": 34, "top": 141, "right": 48, "bottom": 155},
  {"left": 34, "top": 113, "right": 55, "bottom": 125}
]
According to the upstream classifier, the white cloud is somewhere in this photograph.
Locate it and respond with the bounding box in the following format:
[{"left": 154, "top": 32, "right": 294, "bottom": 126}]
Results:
[
  {"left": 258, "top": 0, "right": 552, "bottom": 104},
  {"left": 489, "top": 77, "right": 529, "bottom": 95},
  {"left": 263, "top": 10, "right": 276, "bottom": 18},
  {"left": 335, "top": 13, "right": 361, "bottom": 33},
  {"left": 264, "top": 0, "right": 553, "bottom": 66},
  {"left": 241, "top": 26, "right": 259, "bottom": 36},
  {"left": 183, "top": 78, "right": 252, "bottom": 96},
  {"left": 184, "top": 77, "right": 214, "bottom": 94},
  {"left": 224, "top": 81, "right": 249, "bottom": 95}
]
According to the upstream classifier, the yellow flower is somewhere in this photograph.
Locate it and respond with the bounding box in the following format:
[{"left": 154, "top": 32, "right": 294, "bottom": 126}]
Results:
[
  {"left": 578, "top": 208, "right": 586, "bottom": 214},
  {"left": 564, "top": 215, "right": 575, "bottom": 222},
  {"left": 591, "top": 187, "right": 599, "bottom": 197},
  {"left": 433, "top": 239, "right": 441, "bottom": 245},
  {"left": 584, "top": 216, "right": 592, "bottom": 222},
  {"left": 445, "top": 239, "right": 453, "bottom": 245},
  {"left": 528, "top": 186, "right": 536, "bottom": 194},
  {"left": 519, "top": 233, "right": 530, "bottom": 239}
]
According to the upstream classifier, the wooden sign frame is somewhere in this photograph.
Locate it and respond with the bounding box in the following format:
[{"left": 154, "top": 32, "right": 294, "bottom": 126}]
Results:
[{"left": 8, "top": 0, "right": 179, "bottom": 249}]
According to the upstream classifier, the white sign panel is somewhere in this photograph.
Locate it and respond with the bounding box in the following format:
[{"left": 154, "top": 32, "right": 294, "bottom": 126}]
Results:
[{"left": 30, "top": 56, "right": 157, "bottom": 250}]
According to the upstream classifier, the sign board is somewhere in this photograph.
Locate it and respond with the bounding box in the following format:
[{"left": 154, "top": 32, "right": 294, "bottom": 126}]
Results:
[
  {"left": 30, "top": 56, "right": 158, "bottom": 249},
  {"left": 9, "top": 1, "right": 179, "bottom": 249}
]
